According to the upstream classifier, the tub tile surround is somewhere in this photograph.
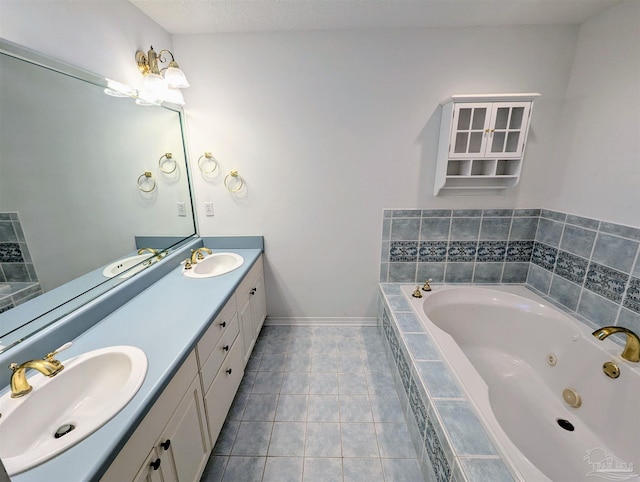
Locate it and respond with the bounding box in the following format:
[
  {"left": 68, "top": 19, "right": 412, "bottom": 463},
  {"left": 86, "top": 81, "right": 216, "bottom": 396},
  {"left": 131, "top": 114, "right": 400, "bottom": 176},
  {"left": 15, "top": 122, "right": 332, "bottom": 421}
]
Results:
[
  {"left": 377, "top": 285, "right": 514, "bottom": 482},
  {"left": 0, "top": 212, "right": 41, "bottom": 312},
  {"left": 381, "top": 208, "right": 640, "bottom": 336},
  {"left": 528, "top": 210, "right": 640, "bottom": 333},
  {"left": 381, "top": 209, "right": 539, "bottom": 286}
]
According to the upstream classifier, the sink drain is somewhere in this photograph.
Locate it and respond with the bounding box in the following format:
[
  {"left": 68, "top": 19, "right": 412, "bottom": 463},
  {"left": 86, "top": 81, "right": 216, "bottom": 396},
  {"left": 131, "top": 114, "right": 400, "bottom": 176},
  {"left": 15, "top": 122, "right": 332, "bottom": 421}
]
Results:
[
  {"left": 54, "top": 423, "right": 76, "bottom": 439},
  {"left": 556, "top": 419, "right": 574, "bottom": 431}
]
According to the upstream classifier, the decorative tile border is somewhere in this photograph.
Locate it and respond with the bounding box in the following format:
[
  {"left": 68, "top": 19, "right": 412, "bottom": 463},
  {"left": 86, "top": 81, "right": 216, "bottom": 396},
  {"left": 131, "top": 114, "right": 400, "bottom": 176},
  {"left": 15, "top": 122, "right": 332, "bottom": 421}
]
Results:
[
  {"left": 623, "top": 277, "right": 640, "bottom": 313},
  {"left": 381, "top": 208, "right": 640, "bottom": 337},
  {"left": 585, "top": 263, "right": 628, "bottom": 303},
  {"left": 0, "top": 212, "right": 39, "bottom": 285},
  {"left": 378, "top": 284, "right": 514, "bottom": 482}
]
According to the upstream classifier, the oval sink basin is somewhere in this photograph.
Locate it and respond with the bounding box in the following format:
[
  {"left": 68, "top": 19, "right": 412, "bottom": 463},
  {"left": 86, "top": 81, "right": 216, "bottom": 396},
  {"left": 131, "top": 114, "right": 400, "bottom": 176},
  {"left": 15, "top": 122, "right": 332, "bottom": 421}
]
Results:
[
  {"left": 183, "top": 252, "right": 244, "bottom": 278},
  {"left": 0, "top": 345, "right": 147, "bottom": 475},
  {"left": 102, "top": 254, "right": 154, "bottom": 279}
]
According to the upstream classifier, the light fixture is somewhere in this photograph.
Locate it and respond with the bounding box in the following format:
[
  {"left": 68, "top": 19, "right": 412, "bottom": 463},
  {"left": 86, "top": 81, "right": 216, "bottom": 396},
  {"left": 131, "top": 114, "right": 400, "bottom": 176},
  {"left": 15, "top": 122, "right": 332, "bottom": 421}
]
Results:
[{"left": 135, "top": 46, "right": 189, "bottom": 105}]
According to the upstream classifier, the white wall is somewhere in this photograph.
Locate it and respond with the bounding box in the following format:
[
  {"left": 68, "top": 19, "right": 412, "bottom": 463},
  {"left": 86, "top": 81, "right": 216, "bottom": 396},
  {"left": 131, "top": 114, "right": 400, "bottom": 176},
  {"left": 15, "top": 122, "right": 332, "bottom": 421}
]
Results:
[
  {"left": 543, "top": 0, "right": 640, "bottom": 227},
  {"left": 0, "top": 0, "right": 171, "bottom": 87},
  {"left": 174, "top": 26, "right": 578, "bottom": 319}
]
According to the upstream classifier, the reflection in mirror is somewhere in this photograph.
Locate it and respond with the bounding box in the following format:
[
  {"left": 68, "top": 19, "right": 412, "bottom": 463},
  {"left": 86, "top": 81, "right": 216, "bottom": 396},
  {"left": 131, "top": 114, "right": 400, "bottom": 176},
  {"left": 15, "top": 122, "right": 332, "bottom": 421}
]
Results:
[{"left": 0, "top": 39, "right": 197, "bottom": 352}]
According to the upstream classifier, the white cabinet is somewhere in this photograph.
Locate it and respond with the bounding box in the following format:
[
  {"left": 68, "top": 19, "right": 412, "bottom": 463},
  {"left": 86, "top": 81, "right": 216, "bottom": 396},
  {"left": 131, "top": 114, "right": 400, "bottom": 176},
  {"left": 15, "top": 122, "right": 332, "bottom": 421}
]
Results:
[
  {"left": 237, "top": 256, "right": 267, "bottom": 366},
  {"left": 101, "top": 254, "right": 267, "bottom": 482},
  {"left": 196, "top": 295, "right": 244, "bottom": 446},
  {"left": 434, "top": 93, "right": 540, "bottom": 195},
  {"left": 101, "top": 351, "right": 210, "bottom": 482},
  {"left": 203, "top": 336, "right": 245, "bottom": 445}
]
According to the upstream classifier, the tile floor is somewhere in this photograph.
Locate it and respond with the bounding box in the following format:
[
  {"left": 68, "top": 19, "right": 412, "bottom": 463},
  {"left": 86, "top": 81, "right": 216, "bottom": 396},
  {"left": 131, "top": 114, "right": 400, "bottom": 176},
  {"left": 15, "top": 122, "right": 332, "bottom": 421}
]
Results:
[{"left": 200, "top": 325, "right": 425, "bottom": 482}]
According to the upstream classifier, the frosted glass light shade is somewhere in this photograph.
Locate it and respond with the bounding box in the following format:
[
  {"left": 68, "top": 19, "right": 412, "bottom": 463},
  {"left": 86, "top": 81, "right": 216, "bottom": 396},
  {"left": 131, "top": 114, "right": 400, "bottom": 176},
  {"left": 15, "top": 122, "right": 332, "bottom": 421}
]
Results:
[
  {"left": 164, "top": 87, "right": 185, "bottom": 106},
  {"left": 136, "top": 73, "right": 166, "bottom": 105},
  {"left": 164, "top": 67, "right": 189, "bottom": 89}
]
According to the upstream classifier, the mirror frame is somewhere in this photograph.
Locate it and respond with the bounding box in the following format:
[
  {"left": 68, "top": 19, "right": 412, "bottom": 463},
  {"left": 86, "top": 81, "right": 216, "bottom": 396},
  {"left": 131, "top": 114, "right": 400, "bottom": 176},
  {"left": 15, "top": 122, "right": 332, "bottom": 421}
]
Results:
[{"left": 0, "top": 38, "right": 198, "bottom": 352}]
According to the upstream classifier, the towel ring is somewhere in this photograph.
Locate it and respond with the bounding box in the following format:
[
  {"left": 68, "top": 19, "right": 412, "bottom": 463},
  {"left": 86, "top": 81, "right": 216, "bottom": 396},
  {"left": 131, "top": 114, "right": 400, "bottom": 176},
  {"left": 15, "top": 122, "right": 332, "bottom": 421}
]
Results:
[
  {"left": 224, "top": 170, "right": 244, "bottom": 192},
  {"left": 198, "top": 152, "right": 218, "bottom": 174},
  {"left": 158, "top": 152, "right": 177, "bottom": 174},
  {"left": 137, "top": 171, "right": 156, "bottom": 192}
]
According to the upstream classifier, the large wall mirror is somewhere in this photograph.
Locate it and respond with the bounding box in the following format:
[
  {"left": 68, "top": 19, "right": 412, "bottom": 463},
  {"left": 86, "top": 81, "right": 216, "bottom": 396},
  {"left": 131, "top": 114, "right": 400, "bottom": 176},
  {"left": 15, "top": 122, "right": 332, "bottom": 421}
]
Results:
[{"left": 0, "top": 39, "right": 197, "bottom": 352}]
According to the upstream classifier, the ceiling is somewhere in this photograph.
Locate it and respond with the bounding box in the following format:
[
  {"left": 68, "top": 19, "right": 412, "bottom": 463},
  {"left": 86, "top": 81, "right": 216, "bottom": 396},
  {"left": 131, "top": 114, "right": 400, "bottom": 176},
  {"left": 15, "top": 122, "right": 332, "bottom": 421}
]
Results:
[{"left": 130, "top": 0, "right": 623, "bottom": 34}]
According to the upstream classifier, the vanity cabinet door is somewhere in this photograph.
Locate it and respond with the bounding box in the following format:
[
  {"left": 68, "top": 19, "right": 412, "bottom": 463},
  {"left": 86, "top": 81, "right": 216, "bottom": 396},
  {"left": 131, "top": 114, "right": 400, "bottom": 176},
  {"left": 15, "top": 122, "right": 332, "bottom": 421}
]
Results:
[
  {"left": 159, "top": 376, "right": 209, "bottom": 482},
  {"left": 238, "top": 293, "right": 254, "bottom": 366},
  {"left": 132, "top": 448, "right": 169, "bottom": 482},
  {"left": 237, "top": 255, "right": 266, "bottom": 366},
  {"left": 100, "top": 352, "right": 203, "bottom": 482},
  {"left": 250, "top": 271, "right": 267, "bottom": 337}
]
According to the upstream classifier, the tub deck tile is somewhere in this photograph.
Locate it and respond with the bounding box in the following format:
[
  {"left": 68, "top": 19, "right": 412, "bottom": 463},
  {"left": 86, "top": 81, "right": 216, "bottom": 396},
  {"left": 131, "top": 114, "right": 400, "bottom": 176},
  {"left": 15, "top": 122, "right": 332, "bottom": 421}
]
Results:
[{"left": 378, "top": 284, "right": 518, "bottom": 482}]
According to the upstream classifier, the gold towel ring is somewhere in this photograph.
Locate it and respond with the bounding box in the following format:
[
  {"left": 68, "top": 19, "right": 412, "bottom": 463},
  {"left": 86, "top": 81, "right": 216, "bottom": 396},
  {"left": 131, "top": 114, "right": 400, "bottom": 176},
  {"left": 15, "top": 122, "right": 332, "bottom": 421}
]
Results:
[
  {"left": 158, "top": 152, "right": 177, "bottom": 174},
  {"left": 198, "top": 152, "right": 218, "bottom": 174},
  {"left": 224, "top": 170, "right": 244, "bottom": 192},
  {"left": 137, "top": 171, "right": 156, "bottom": 192}
]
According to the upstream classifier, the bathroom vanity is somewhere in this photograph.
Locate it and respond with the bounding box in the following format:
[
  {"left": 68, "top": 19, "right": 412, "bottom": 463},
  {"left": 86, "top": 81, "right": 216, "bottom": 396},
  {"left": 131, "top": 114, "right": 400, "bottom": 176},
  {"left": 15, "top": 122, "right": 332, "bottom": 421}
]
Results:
[{"left": 2, "top": 239, "right": 266, "bottom": 482}]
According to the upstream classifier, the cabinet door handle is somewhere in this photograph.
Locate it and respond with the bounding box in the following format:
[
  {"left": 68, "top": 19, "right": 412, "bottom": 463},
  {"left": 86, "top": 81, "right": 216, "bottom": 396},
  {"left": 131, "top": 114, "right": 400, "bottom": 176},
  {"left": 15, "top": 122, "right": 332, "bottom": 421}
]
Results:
[
  {"left": 160, "top": 439, "right": 171, "bottom": 450},
  {"left": 150, "top": 458, "right": 161, "bottom": 471},
  {"left": 223, "top": 344, "right": 230, "bottom": 351},
  {"left": 226, "top": 368, "right": 233, "bottom": 375},
  {"left": 250, "top": 288, "right": 257, "bottom": 295},
  {"left": 220, "top": 321, "right": 227, "bottom": 328}
]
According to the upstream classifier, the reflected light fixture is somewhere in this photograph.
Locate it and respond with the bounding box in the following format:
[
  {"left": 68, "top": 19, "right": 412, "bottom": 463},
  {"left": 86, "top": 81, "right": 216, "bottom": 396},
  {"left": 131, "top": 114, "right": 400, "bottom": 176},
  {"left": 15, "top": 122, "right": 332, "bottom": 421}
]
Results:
[{"left": 135, "top": 46, "right": 189, "bottom": 106}]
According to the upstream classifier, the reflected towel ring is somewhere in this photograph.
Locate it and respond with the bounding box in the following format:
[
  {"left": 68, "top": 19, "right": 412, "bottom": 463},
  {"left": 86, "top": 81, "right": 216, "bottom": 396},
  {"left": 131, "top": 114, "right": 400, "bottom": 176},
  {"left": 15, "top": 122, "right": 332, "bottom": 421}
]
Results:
[
  {"left": 224, "top": 170, "right": 244, "bottom": 192},
  {"left": 137, "top": 171, "right": 156, "bottom": 192},
  {"left": 198, "top": 152, "right": 218, "bottom": 174},
  {"left": 158, "top": 152, "right": 177, "bottom": 174}
]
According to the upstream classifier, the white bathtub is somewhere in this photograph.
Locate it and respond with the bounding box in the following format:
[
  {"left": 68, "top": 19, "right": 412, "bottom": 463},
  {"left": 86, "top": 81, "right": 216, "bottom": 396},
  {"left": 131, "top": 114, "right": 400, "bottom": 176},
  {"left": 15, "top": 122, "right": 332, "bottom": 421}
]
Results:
[{"left": 403, "top": 285, "right": 640, "bottom": 482}]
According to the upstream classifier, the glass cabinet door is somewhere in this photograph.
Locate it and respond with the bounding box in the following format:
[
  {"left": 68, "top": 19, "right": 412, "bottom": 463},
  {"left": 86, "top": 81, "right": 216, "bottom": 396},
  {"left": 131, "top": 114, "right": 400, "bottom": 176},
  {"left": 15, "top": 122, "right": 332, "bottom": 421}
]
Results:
[
  {"left": 448, "top": 101, "right": 532, "bottom": 159},
  {"left": 486, "top": 102, "right": 531, "bottom": 158},
  {"left": 448, "top": 103, "right": 491, "bottom": 158}
]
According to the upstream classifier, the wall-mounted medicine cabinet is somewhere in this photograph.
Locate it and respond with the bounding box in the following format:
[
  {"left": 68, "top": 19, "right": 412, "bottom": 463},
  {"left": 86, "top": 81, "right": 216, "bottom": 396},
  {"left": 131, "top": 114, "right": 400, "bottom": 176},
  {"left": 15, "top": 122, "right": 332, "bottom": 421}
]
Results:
[{"left": 434, "top": 93, "right": 540, "bottom": 195}]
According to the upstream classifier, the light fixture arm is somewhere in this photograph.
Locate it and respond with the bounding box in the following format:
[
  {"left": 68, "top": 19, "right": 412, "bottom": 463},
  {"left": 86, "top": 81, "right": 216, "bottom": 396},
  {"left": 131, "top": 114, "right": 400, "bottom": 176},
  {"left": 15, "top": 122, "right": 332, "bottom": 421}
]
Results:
[
  {"left": 157, "top": 49, "right": 180, "bottom": 69},
  {"left": 136, "top": 46, "right": 182, "bottom": 76}
]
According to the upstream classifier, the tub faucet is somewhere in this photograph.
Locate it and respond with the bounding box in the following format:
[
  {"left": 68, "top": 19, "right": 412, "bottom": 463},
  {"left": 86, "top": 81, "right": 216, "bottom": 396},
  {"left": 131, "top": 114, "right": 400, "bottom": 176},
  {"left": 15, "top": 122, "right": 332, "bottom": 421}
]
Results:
[
  {"left": 8, "top": 342, "right": 72, "bottom": 398},
  {"left": 190, "top": 247, "right": 212, "bottom": 264},
  {"left": 592, "top": 326, "right": 640, "bottom": 363}
]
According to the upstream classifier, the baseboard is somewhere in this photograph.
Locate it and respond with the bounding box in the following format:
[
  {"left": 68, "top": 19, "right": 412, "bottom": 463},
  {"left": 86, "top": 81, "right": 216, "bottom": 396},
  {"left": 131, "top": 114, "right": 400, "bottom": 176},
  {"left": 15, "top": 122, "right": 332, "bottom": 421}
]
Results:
[{"left": 264, "top": 317, "right": 378, "bottom": 327}]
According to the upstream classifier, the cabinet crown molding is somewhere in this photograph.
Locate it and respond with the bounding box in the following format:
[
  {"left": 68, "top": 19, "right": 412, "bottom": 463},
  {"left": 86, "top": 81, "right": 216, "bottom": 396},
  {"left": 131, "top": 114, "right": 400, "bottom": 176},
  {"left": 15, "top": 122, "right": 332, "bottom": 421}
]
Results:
[{"left": 441, "top": 93, "right": 541, "bottom": 105}]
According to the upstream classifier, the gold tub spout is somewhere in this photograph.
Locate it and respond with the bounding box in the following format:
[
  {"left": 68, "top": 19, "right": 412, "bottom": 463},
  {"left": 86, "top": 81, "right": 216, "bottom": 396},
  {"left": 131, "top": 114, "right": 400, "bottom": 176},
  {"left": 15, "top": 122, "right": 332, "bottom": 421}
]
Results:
[{"left": 592, "top": 326, "right": 640, "bottom": 363}]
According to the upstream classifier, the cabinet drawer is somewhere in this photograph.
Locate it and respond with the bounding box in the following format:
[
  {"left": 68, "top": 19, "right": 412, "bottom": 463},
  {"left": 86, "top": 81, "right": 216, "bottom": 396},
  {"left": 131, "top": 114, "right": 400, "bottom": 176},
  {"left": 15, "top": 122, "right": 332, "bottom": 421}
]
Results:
[
  {"left": 204, "top": 337, "right": 245, "bottom": 445},
  {"left": 197, "top": 295, "right": 236, "bottom": 366},
  {"left": 237, "top": 256, "right": 263, "bottom": 301},
  {"left": 200, "top": 313, "right": 240, "bottom": 393}
]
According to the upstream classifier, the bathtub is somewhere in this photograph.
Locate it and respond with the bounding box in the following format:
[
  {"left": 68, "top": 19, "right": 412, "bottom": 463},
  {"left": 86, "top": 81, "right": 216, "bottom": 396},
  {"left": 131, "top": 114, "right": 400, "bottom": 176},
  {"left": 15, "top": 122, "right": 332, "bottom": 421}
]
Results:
[{"left": 403, "top": 284, "right": 640, "bottom": 482}]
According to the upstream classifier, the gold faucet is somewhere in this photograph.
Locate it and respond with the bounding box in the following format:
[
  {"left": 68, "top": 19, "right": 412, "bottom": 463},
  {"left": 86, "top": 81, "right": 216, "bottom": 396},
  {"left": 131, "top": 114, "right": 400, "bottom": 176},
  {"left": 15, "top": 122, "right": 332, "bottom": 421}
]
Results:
[
  {"left": 8, "top": 342, "right": 72, "bottom": 398},
  {"left": 190, "top": 247, "right": 212, "bottom": 264},
  {"left": 592, "top": 326, "right": 640, "bottom": 363},
  {"left": 137, "top": 247, "right": 166, "bottom": 260}
]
